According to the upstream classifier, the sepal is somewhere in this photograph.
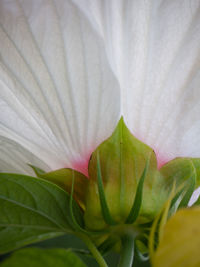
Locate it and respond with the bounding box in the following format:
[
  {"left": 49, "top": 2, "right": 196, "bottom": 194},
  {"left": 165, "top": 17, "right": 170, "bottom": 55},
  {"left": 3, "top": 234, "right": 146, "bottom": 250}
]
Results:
[{"left": 38, "top": 168, "right": 88, "bottom": 210}]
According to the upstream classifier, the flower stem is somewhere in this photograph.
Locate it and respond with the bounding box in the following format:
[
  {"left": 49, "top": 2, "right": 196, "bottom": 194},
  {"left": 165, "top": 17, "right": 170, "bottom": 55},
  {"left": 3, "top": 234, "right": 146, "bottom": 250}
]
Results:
[
  {"left": 118, "top": 234, "right": 135, "bottom": 267},
  {"left": 77, "top": 233, "right": 108, "bottom": 267}
]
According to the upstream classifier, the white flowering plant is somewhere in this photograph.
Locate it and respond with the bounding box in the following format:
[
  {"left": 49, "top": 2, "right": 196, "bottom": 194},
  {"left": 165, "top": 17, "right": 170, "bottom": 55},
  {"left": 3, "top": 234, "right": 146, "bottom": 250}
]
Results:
[{"left": 0, "top": 1, "right": 200, "bottom": 267}]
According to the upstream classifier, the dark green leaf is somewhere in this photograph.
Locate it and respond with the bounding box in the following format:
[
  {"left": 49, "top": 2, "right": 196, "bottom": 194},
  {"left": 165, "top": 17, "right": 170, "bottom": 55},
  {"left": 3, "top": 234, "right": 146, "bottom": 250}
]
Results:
[
  {"left": 0, "top": 248, "right": 86, "bottom": 267},
  {"left": 0, "top": 173, "right": 83, "bottom": 254}
]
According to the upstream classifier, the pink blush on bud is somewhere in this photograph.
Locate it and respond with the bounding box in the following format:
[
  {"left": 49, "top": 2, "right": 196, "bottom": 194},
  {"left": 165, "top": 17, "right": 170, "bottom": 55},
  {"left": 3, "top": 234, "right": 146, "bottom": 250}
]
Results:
[{"left": 155, "top": 150, "right": 170, "bottom": 169}]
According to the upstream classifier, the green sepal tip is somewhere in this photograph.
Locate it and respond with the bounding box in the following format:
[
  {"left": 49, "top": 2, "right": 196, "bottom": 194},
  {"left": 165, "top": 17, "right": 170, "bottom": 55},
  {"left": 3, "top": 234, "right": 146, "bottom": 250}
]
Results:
[
  {"left": 96, "top": 152, "right": 117, "bottom": 226},
  {"left": 125, "top": 157, "right": 150, "bottom": 224},
  {"left": 28, "top": 164, "right": 46, "bottom": 177}
]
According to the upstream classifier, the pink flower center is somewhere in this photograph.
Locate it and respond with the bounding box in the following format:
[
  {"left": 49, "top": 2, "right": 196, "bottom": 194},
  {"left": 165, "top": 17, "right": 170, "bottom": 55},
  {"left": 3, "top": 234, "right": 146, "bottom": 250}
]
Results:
[
  {"left": 155, "top": 150, "right": 169, "bottom": 169},
  {"left": 72, "top": 156, "right": 90, "bottom": 177}
]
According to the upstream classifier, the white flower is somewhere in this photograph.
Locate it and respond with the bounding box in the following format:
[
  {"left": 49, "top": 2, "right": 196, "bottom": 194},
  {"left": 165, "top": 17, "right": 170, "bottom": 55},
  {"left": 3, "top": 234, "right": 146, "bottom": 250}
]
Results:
[
  {"left": 0, "top": 0, "right": 120, "bottom": 176},
  {"left": 0, "top": 0, "right": 200, "bottom": 195}
]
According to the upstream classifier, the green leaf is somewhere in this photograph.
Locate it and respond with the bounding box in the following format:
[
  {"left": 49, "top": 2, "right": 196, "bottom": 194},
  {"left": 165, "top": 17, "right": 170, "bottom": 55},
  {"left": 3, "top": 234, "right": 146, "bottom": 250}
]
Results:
[
  {"left": 0, "top": 248, "right": 86, "bottom": 267},
  {"left": 0, "top": 173, "right": 83, "bottom": 254},
  {"left": 152, "top": 207, "right": 200, "bottom": 267}
]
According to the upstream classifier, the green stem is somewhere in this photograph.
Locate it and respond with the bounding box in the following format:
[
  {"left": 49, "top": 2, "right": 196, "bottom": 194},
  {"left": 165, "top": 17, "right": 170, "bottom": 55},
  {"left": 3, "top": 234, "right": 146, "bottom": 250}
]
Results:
[
  {"left": 118, "top": 234, "right": 135, "bottom": 267},
  {"left": 77, "top": 233, "right": 108, "bottom": 267}
]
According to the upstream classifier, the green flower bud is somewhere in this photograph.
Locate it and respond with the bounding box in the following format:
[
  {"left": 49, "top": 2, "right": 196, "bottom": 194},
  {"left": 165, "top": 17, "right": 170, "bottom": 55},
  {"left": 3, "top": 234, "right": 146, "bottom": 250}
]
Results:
[{"left": 84, "top": 118, "right": 169, "bottom": 231}]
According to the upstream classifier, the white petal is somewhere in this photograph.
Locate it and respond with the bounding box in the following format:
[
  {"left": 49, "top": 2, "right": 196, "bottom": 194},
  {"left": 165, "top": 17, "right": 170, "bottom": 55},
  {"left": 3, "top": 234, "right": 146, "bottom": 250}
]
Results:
[
  {"left": 75, "top": 0, "right": 200, "bottom": 166},
  {"left": 0, "top": 136, "right": 50, "bottom": 175},
  {"left": 0, "top": 0, "right": 120, "bottom": 175}
]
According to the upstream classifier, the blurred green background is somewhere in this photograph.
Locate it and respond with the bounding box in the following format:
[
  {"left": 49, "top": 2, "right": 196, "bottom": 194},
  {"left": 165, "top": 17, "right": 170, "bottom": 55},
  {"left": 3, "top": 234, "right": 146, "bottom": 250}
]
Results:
[{"left": 0, "top": 234, "right": 150, "bottom": 267}]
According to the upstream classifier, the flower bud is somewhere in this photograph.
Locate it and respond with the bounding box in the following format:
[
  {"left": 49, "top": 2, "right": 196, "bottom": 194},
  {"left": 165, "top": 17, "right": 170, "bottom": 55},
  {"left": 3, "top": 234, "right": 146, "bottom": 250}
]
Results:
[{"left": 84, "top": 118, "right": 169, "bottom": 231}]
